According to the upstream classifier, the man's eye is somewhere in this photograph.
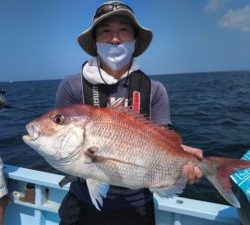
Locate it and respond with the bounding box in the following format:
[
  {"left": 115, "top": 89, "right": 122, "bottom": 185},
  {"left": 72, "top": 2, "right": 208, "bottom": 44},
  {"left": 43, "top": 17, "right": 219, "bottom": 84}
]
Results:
[
  {"left": 98, "top": 28, "right": 109, "bottom": 33},
  {"left": 120, "top": 27, "right": 128, "bottom": 31}
]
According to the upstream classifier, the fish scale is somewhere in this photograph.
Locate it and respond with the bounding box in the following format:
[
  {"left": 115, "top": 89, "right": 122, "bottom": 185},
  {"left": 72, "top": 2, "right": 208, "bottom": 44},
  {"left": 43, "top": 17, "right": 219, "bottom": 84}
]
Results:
[{"left": 85, "top": 116, "right": 191, "bottom": 188}]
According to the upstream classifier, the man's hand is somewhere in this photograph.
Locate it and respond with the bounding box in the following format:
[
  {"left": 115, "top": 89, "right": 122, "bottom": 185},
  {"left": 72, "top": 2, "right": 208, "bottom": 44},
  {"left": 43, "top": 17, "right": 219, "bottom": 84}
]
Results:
[{"left": 181, "top": 145, "right": 203, "bottom": 184}]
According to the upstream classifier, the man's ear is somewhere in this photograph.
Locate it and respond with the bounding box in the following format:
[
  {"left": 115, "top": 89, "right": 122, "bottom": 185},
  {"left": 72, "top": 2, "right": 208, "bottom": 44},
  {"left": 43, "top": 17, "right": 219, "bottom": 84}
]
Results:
[{"left": 135, "top": 39, "right": 138, "bottom": 49}]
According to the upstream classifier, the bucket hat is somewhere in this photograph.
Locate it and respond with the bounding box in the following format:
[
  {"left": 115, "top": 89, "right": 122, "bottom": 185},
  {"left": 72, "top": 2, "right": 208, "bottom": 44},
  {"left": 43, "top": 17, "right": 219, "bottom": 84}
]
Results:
[{"left": 78, "top": 1, "right": 153, "bottom": 57}]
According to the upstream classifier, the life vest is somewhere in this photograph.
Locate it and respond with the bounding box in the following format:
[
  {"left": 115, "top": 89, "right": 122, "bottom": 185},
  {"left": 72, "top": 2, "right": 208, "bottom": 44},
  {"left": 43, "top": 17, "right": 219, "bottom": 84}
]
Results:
[{"left": 81, "top": 69, "right": 151, "bottom": 117}]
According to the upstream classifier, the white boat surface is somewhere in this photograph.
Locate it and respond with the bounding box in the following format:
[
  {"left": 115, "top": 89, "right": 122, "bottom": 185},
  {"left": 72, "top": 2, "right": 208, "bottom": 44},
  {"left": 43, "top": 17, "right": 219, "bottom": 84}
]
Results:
[{"left": 3, "top": 164, "right": 240, "bottom": 225}]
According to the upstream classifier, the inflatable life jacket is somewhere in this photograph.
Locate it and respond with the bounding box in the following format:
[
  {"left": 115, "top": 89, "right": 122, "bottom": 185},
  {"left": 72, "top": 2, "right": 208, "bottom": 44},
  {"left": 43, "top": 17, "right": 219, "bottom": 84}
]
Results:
[{"left": 81, "top": 69, "right": 151, "bottom": 117}]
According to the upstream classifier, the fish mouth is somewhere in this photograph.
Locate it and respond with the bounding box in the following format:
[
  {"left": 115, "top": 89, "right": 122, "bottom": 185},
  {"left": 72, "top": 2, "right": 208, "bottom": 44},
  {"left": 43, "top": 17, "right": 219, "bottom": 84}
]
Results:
[{"left": 23, "top": 123, "right": 41, "bottom": 142}]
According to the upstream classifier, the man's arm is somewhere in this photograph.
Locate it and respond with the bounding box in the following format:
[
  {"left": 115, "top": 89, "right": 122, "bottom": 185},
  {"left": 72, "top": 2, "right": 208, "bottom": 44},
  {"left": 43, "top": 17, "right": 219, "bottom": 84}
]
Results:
[{"left": 55, "top": 75, "right": 82, "bottom": 108}]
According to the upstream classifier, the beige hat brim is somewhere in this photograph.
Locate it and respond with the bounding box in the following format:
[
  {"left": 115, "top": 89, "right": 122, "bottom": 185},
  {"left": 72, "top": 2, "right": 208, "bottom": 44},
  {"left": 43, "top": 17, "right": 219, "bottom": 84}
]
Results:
[{"left": 78, "top": 9, "right": 153, "bottom": 57}]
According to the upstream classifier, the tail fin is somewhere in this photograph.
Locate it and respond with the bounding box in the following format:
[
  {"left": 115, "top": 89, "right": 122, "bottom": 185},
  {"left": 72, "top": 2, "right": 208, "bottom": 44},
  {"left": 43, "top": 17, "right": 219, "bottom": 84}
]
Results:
[{"left": 203, "top": 157, "right": 250, "bottom": 208}]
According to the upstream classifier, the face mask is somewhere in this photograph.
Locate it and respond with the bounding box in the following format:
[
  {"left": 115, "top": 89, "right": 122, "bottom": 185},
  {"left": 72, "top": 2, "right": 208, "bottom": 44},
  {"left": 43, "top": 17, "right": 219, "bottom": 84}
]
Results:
[{"left": 96, "top": 40, "right": 135, "bottom": 71}]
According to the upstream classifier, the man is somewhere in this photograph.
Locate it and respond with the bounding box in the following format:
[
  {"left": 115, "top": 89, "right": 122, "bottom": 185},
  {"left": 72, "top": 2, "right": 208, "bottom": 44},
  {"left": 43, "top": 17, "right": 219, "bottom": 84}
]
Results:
[{"left": 56, "top": 1, "right": 202, "bottom": 225}]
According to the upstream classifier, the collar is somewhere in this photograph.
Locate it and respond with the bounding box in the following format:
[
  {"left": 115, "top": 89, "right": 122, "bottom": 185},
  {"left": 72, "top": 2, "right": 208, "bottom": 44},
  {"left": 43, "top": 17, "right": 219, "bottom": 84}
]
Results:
[{"left": 82, "top": 57, "right": 140, "bottom": 85}]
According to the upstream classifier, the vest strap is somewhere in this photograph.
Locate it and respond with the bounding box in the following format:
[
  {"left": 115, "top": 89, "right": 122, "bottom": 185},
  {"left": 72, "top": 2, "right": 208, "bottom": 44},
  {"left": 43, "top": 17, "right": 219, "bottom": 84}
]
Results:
[{"left": 82, "top": 79, "right": 108, "bottom": 107}]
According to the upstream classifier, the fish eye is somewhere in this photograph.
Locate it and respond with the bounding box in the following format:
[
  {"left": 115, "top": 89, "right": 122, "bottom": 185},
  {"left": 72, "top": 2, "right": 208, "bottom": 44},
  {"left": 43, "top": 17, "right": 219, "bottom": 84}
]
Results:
[{"left": 53, "top": 114, "right": 65, "bottom": 125}]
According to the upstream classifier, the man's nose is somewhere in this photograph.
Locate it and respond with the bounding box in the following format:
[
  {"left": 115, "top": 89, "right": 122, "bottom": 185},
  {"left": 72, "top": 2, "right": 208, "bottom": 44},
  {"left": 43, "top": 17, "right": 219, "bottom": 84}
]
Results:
[{"left": 109, "top": 32, "right": 121, "bottom": 45}]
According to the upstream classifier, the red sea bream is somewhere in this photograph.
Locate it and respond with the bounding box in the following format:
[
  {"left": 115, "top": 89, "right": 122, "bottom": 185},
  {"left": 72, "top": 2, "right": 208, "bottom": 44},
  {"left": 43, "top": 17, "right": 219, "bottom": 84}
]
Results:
[{"left": 22, "top": 101, "right": 250, "bottom": 210}]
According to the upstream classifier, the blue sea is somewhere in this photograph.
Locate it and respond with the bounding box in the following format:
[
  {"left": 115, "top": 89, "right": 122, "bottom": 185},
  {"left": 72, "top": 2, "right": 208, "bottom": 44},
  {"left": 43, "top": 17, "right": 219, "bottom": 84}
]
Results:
[{"left": 1, "top": 71, "right": 250, "bottom": 204}]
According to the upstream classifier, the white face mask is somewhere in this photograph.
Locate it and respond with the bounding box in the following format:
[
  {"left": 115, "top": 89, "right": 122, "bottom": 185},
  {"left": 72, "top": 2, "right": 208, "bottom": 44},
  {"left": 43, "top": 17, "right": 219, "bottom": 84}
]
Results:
[{"left": 96, "top": 40, "right": 135, "bottom": 71}]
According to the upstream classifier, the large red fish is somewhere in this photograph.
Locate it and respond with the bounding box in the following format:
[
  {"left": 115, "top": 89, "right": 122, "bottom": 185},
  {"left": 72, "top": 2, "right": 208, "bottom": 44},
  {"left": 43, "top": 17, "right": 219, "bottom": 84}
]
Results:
[{"left": 23, "top": 100, "right": 250, "bottom": 210}]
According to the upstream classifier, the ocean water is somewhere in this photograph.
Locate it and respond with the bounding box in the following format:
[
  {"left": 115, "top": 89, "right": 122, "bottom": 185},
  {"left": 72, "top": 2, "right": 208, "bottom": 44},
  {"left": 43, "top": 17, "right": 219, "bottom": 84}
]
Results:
[{"left": 1, "top": 71, "right": 250, "bottom": 204}]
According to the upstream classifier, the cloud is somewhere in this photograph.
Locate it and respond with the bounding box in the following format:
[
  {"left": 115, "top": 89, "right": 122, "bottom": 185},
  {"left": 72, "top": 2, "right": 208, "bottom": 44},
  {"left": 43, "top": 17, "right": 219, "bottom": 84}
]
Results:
[
  {"left": 204, "top": 0, "right": 227, "bottom": 12},
  {"left": 218, "top": 5, "right": 250, "bottom": 32}
]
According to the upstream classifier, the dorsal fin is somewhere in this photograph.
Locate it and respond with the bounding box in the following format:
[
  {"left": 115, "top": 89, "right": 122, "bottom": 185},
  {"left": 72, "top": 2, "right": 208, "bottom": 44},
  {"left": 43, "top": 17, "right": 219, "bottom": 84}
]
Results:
[
  {"left": 108, "top": 98, "right": 148, "bottom": 120},
  {"left": 107, "top": 98, "right": 182, "bottom": 147}
]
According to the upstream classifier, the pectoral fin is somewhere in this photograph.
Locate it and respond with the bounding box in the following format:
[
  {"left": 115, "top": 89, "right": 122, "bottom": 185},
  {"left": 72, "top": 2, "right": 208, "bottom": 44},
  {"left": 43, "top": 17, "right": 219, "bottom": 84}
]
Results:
[
  {"left": 84, "top": 147, "right": 99, "bottom": 163},
  {"left": 86, "top": 179, "right": 109, "bottom": 210}
]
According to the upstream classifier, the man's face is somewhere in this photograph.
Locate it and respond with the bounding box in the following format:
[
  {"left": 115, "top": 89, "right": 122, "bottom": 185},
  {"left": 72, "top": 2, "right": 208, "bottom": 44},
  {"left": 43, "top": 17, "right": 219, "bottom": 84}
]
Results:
[{"left": 95, "top": 18, "right": 135, "bottom": 44}]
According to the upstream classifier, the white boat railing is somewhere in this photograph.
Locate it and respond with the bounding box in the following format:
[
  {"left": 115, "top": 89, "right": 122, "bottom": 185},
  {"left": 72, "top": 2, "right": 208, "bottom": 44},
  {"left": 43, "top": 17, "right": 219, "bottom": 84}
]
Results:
[
  {"left": 4, "top": 164, "right": 68, "bottom": 225},
  {"left": 3, "top": 164, "right": 240, "bottom": 225}
]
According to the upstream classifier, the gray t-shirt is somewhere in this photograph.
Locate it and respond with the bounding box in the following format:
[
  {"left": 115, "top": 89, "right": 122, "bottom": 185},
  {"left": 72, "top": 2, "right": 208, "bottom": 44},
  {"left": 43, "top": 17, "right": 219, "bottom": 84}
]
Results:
[{"left": 55, "top": 73, "right": 171, "bottom": 209}]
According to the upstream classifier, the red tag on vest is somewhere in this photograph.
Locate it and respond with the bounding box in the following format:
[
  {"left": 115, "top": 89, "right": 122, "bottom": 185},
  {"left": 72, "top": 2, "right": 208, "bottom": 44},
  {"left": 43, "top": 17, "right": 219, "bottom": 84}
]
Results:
[{"left": 132, "top": 91, "right": 141, "bottom": 113}]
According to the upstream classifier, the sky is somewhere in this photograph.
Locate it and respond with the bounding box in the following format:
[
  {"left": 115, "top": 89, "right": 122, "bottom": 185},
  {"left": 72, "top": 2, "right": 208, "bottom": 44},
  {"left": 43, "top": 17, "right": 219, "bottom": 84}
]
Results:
[{"left": 0, "top": 0, "right": 250, "bottom": 82}]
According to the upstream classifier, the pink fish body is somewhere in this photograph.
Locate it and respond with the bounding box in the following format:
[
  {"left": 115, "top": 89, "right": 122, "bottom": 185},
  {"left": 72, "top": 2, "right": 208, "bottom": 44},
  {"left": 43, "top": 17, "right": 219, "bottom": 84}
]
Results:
[{"left": 23, "top": 102, "right": 250, "bottom": 210}]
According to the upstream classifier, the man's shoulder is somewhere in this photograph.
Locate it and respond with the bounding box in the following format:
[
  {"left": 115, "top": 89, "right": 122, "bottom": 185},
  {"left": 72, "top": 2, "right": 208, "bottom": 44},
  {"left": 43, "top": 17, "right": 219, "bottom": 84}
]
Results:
[
  {"left": 59, "top": 74, "right": 82, "bottom": 90},
  {"left": 150, "top": 78, "right": 167, "bottom": 97},
  {"left": 63, "top": 74, "right": 81, "bottom": 83},
  {"left": 150, "top": 78, "right": 164, "bottom": 87}
]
